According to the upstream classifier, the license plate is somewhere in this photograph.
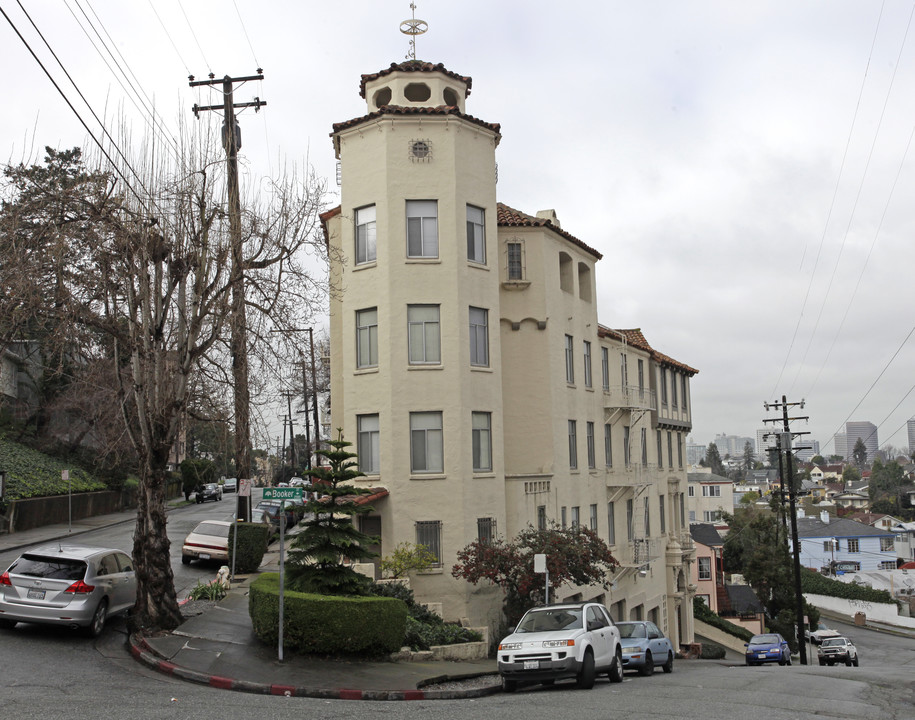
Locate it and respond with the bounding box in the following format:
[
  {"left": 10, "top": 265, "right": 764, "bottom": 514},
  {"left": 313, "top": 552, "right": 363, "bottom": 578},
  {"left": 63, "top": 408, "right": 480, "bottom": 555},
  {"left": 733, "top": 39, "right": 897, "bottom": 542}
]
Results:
[
  {"left": 524, "top": 660, "right": 539, "bottom": 670},
  {"left": 27, "top": 589, "right": 46, "bottom": 600},
  {"left": 199, "top": 553, "right": 210, "bottom": 560}
]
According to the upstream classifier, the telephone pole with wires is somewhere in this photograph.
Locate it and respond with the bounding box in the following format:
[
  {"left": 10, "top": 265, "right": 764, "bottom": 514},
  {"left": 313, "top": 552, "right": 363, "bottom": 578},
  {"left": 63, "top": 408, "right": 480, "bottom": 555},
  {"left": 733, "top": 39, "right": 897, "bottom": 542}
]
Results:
[
  {"left": 189, "top": 71, "right": 266, "bottom": 521},
  {"left": 763, "top": 396, "right": 811, "bottom": 665}
]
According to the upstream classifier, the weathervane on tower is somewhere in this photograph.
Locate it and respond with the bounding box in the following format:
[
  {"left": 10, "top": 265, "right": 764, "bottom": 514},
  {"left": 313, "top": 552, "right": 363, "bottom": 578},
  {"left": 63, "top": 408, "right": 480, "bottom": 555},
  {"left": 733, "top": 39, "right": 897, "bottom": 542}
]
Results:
[{"left": 400, "top": 3, "right": 428, "bottom": 61}]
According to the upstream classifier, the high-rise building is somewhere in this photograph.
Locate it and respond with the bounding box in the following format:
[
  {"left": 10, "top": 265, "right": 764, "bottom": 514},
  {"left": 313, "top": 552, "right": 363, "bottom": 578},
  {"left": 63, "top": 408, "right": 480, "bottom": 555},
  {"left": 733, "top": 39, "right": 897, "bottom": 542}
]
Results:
[
  {"left": 833, "top": 433, "right": 847, "bottom": 460},
  {"left": 845, "top": 421, "right": 878, "bottom": 464},
  {"left": 907, "top": 419, "right": 915, "bottom": 454},
  {"left": 756, "top": 428, "right": 777, "bottom": 460},
  {"left": 324, "top": 57, "right": 698, "bottom": 643}
]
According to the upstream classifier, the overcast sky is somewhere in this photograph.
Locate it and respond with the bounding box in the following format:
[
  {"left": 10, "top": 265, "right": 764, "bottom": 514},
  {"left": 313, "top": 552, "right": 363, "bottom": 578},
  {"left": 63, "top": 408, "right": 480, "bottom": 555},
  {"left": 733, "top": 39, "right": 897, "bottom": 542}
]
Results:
[{"left": 4, "top": 1, "right": 915, "bottom": 456}]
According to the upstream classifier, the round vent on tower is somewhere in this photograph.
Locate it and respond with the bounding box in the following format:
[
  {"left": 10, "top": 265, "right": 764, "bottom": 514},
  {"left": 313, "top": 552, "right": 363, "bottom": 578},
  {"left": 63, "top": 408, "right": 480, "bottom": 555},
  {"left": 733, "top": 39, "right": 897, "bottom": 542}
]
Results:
[{"left": 409, "top": 139, "right": 432, "bottom": 162}]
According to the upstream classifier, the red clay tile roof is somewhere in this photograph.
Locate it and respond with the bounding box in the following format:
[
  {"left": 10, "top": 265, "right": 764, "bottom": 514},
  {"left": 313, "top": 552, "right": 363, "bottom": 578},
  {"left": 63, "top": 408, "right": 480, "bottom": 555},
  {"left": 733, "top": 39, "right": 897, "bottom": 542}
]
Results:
[
  {"left": 497, "top": 203, "right": 602, "bottom": 260},
  {"left": 319, "top": 205, "right": 341, "bottom": 248},
  {"left": 332, "top": 105, "right": 500, "bottom": 136},
  {"left": 598, "top": 326, "right": 698, "bottom": 376},
  {"left": 359, "top": 61, "right": 472, "bottom": 99}
]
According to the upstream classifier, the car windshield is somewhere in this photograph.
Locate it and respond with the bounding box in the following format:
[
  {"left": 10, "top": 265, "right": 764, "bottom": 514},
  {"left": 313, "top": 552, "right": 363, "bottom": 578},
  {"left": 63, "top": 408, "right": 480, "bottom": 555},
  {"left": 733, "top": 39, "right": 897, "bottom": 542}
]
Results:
[
  {"left": 193, "top": 522, "right": 230, "bottom": 538},
  {"left": 750, "top": 634, "right": 780, "bottom": 645},
  {"left": 516, "top": 608, "right": 583, "bottom": 633},
  {"left": 10, "top": 554, "right": 88, "bottom": 580},
  {"left": 821, "top": 637, "right": 846, "bottom": 647},
  {"left": 617, "top": 623, "right": 647, "bottom": 639},
  {"left": 204, "top": 484, "right": 218, "bottom": 490}
]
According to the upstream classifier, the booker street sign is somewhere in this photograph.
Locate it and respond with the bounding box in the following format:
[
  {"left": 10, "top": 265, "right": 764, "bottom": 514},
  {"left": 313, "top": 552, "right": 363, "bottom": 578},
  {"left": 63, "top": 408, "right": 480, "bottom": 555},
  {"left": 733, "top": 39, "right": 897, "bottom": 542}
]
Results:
[{"left": 262, "top": 487, "right": 303, "bottom": 501}]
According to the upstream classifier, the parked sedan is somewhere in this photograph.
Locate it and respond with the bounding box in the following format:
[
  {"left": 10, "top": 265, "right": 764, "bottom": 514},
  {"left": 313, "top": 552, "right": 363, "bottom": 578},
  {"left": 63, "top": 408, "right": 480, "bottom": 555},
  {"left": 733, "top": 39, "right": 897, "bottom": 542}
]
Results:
[
  {"left": 195, "top": 483, "right": 223, "bottom": 503},
  {"left": 181, "top": 520, "right": 232, "bottom": 564},
  {"left": 222, "top": 477, "right": 238, "bottom": 493},
  {"left": 817, "top": 636, "right": 859, "bottom": 666},
  {"left": 0, "top": 544, "right": 136, "bottom": 637},
  {"left": 498, "top": 602, "right": 623, "bottom": 691},
  {"left": 745, "top": 633, "right": 792, "bottom": 666},
  {"left": 617, "top": 620, "right": 675, "bottom": 675}
]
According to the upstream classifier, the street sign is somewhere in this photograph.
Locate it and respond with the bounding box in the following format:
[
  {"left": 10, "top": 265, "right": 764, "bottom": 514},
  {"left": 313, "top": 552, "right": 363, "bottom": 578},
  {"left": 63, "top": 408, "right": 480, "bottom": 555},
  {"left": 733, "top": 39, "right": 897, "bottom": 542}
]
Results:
[
  {"left": 263, "top": 487, "right": 303, "bottom": 501},
  {"left": 239, "top": 478, "right": 252, "bottom": 497}
]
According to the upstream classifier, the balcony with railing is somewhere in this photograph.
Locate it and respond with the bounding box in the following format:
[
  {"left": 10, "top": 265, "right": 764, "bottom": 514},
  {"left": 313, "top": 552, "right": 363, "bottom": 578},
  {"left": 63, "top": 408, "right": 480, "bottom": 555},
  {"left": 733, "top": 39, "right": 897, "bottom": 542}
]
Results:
[{"left": 603, "top": 385, "right": 656, "bottom": 412}]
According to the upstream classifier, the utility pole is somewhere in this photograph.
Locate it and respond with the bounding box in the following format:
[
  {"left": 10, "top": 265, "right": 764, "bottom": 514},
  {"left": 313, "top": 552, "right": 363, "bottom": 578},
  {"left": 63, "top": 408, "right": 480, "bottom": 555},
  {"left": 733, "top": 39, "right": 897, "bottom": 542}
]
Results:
[
  {"left": 189, "top": 71, "right": 265, "bottom": 521},
  {"left": 307, "top": 328, "right": 320, "bottom": 461},
  {"left": 297, "top": 360, "right": 312, "bottom": 470},
  {"left": 281, "top": 391, "right": 297, "bottom": 470},
  {"left": 763, "top": 396, "right": 810, "bottom": 665}
]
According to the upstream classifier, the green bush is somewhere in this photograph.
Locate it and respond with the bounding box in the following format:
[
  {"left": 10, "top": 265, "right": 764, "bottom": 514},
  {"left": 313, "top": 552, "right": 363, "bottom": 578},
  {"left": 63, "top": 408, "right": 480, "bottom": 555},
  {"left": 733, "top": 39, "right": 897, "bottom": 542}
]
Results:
[
  {"left": 801, "top": 567, "right": 895, "bottom": 604},
  {"left": 188, "top": 579, "right": 227, "bottom": 601},
  {"left": 699, "top": 642, "right": 726, "bottom": 659},
  {"left": 249, "top": 573, "right": 407, "bottom": 656},
  {"left": 228, "top": 522, "right": 271, "bottom": 574},
  {"left": 693, "top": 598, "right": 754, "bottom": 643},
  {"left": 370, "top": 580, "right": 480, "bottom": 650}
]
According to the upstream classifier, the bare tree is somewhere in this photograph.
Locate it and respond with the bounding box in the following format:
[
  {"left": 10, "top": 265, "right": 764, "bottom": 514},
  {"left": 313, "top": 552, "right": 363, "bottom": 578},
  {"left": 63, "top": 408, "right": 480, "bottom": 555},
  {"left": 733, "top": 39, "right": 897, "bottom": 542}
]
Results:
[{"left": 0, "top": 126, "right": 327, "bottom": 631}]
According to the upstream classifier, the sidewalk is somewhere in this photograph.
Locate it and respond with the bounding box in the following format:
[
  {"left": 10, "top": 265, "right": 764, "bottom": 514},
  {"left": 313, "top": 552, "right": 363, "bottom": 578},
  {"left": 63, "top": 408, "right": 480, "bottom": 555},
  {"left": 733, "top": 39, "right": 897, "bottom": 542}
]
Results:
[{"left": 0, "top": 508, "right": 500, "bottom": 700}]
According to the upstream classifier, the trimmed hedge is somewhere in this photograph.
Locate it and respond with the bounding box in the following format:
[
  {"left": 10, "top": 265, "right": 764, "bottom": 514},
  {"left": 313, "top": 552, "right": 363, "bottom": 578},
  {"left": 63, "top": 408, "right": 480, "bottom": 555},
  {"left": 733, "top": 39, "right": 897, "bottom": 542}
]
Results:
[
  {"left": 249, "top": 573, "right": 408, "bottom": 656},
  {"left": 801, "top": 567, "right": 895, "bottom": 604},
  {"left": 228, "top": 522, "right": 271, "bottom": 574},
  {"left": 693, "top": 598, "right": 754, "bottom": 642}
]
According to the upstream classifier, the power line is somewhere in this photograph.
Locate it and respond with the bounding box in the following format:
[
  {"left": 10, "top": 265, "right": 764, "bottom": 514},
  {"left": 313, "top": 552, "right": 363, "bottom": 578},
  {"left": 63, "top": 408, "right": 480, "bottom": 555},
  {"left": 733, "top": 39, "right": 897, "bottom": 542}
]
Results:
[
  {"left": 145, "top": 0, "right": 192, "bottom": 74},
  {"left": 177, "top": 0, "right": 212, "bottom": 75},
  {"left": 0, "top": 5, "right": 147, "bottom": 206},
  {"left": 231, "top": 0, "right": 260, "bottom": 69}
]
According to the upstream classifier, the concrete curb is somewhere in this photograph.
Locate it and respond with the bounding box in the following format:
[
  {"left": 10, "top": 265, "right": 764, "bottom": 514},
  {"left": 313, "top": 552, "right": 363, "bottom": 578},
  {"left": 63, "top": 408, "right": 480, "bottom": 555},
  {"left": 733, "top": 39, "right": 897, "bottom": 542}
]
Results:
[{"left": 128, "top": 633, "right": 503, "bottom": 701}]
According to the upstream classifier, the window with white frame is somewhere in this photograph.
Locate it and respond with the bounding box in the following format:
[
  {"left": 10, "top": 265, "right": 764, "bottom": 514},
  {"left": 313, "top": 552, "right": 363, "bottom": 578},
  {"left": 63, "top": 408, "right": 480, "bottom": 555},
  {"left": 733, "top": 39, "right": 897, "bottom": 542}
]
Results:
[
  {"left": 698, "top": 556, "right": 712, "bottom": 580},
  {"left": 847, "top": 538, "right": 860, "bottom": 553},
  {"left": 406, "top": 200, "right": 438, "bottom": 258},
  {"left": 415, "top": 520, "right": 442, "bottom": 566},
  {"left": 356, "top": 308, "right": 378, "bottom": 369},
  {"left": 507, "top": 241, "right": 524, "bottom": 280},
  {"left": 590, "top": 504, "right": 598, "bottom": 531},
  {"left": 879, "top": 561, "right": 896, "bottom": 570},
  {"left": 601, "top": 346, "right": 610, "bottom": 391},
  {"left": 688, "top": 485, "right": 695, "bottom": 497},
  {"left": 586, "top": 421, "right": 596, "bottom": 469},
  {"left": 823, "top": 540, "right": 837, "bottom": 552},
  {"left": 703, "top": 510, "right": 721, "bottom": 522},
  {"left": 355, "top": 204, "right": 376, "bottom": 265},
  {"left": 607, "top": 502, "right": 616, "bottom": 544},
  {"left": 410, "top": 411, "right": 443, "bottom": 473},
  {"left": 408, "top": 305, "right": 440, "bottom": 364},
  {"left": 702, "top": 485, "right": 721, "bottom": 497},
  {"left": 472, "top": 411, "right": 492, "bottom": 472},
  {"left": 477, "top": 517, "right": 496, "bottom": 544},
  {"left": 357, "top": 414, "right": 380, "bottom": 474},
  {"left": 565, "top": 335, "right": 574, "bottom": 384},
  {"left": 568, "top": 420, "right": 578, "bottom": 469},
  {"left": 583, "top": 341, "right": 592, "bottom": 388},
  {"left": 604, "top": 423, "right": 613, "bottom": 467},
  {"left": 469, "top": 307, "right": 489, "bottom": 367},
  {"left": 467, "top": 205, "right": 485, "bottom": 264},
  {"left": 537, "top": 505, "right": 547, "bottom": 531},
  {"left": 571, "top": 506, "right": 580, "bottom": 528},
  {"left": 880, "top": 537, "right": 894, "bottom": 552}
]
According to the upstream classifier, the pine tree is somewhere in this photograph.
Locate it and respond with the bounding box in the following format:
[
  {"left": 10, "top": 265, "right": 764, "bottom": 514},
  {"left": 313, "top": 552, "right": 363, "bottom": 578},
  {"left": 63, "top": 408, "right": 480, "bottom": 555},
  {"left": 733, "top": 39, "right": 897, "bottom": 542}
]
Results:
[{"left": 285, "top": 430, "right": 379, "bottom": 595}]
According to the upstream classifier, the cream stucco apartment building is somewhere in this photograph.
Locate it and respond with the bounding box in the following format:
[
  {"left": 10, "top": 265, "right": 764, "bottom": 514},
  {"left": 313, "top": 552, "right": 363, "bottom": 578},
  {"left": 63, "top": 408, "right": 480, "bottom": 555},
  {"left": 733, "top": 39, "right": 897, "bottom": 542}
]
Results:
[{"left": 322, "top": 60, "right": 699, "bottom": 645}]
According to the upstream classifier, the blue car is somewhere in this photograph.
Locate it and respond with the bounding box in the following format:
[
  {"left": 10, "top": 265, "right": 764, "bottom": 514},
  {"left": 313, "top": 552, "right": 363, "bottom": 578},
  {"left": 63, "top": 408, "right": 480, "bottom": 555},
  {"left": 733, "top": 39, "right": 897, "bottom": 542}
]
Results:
[
  {"left": 617, "top": 621, "right": 675, "bottom": 675},
  {"left": 745, "top": 633, "right": 791, "bottom": 666}
]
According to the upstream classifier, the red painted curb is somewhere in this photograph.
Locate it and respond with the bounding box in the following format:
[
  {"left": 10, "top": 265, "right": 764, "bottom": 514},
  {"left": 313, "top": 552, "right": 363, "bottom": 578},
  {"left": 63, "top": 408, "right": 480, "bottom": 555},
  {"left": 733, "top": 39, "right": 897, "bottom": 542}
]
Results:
[
  {"left": 402, "top": 690, "right": 426, "bottom": 700},
  {"left": 157, "top": 660, "right": 177, "bottom": 674},
  {"left": 339, "top": 689, "right": 363, "bottom": 700},
  {"left": 270, "top": 684, "right": 297, "bottom": 696},
  {"left": 209, "top": 676, "right": 234, "bottom": 690}
]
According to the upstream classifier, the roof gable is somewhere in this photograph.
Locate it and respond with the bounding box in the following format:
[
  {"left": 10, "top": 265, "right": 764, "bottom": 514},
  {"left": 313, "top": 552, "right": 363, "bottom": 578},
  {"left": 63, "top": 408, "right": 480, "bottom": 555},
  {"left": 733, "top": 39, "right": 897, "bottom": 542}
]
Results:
[{"left": 497, "top": 203, "right": 602, "bottom": 260}]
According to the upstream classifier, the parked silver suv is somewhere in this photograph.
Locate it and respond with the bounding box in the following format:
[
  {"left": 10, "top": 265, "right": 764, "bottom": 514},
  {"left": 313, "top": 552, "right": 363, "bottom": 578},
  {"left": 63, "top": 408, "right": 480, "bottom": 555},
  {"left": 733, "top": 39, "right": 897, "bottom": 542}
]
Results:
[
  {"left": 0, "top": 544, "right": 136, "bottom": 637},
  {"left": 497, "top": 602, "right": 623, "bottom": 691}
]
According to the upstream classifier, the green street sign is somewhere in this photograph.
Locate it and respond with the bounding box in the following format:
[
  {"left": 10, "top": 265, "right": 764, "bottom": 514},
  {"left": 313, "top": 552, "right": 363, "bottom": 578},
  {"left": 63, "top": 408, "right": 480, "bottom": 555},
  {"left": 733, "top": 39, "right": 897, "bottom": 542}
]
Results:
[{"left": 263, "top": 487, "right": 303, "bottom": 501}]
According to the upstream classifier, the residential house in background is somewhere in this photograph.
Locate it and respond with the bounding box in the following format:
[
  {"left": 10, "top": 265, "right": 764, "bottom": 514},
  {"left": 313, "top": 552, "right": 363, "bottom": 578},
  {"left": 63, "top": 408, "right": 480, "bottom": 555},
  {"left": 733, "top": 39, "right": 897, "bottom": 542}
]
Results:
[
  {"left": 687, "top": 472, "right": 733, "bottom": 526},
  {"left": 795, "top": 512, "right": 896, "bottom": 572},
  {"left": 847, "top": 512, "right": 899, "bottom": 532},
  {"left": 323, "top": 59, "right": 699, "bottom": 643},
  {"left": 893, "top": 521, "right": 915, "bottom": 564}
]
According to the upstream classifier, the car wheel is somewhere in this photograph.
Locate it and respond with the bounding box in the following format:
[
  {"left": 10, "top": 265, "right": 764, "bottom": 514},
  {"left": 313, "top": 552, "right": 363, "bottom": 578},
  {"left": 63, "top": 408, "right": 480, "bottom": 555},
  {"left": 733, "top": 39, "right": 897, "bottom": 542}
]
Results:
[
  {"left": 663, "top": 651, "right": 673, "bottom": 673},
  {"left": 853, "top": 656, "right": 859, "bottom": 667},
  {"left": 786, "top": 655, "right": 792, "bottom": 666},
  {"left": 640, "top": 650, "right": 654, "bottom": 676},
  {"left": 86, "top": 599, "right": 108, "bottom": 638},
  {"left": 181, "top": 555, "right": 192, "bottom": 565},
  {"left": 577, "top": 649, "right": 596, "bottom": 689},
  {"left": 0, "top": 619, "right": 17, "bottom": 630},
  {"left": 845, "top": 657, "right": 852, "bottom": 667},
  {"left": 819, "top": 659, "right": 826, "bottom": 666},
  {"left": 609, "top": 650, "right": 624, "bottom": 683},
  {"left": 502, "top": 677, "right": 517, "bottom": 693}
]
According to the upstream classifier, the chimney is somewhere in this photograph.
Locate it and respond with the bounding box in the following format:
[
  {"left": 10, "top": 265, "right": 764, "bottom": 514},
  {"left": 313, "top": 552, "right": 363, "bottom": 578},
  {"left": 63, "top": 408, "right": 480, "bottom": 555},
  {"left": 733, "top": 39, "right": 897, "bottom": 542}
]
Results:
[{"left": 820, "top": 510, "right": 830, "bottom": 524}]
